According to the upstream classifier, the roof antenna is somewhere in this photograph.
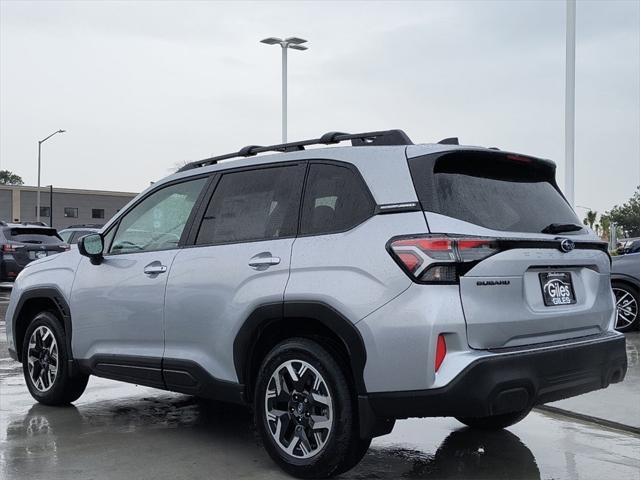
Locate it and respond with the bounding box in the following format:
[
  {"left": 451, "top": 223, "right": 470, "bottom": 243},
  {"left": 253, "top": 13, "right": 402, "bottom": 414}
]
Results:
[{"left": 438, "top": 137, "right": 459, "bottom": 145}]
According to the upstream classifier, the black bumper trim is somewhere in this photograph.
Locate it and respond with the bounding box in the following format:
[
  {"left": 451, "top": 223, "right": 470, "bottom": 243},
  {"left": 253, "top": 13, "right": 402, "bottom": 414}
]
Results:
[{"left": 366, "top": 333, "right": 627, "bottom": 420}]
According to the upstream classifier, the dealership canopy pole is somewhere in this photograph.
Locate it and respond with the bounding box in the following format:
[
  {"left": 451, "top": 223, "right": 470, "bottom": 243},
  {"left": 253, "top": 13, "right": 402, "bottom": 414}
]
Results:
[{"left": 565, "top": 0, "right": 576, "bottom": 207}]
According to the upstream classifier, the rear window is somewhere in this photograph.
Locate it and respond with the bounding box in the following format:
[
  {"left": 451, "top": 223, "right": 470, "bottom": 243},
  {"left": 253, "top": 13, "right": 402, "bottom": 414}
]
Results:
[
  {"left": 3, "top": 228, "right": 63, "bottom": 244},
  {"left": 409, "top": 151, "right": 580, "bottom": 234}
]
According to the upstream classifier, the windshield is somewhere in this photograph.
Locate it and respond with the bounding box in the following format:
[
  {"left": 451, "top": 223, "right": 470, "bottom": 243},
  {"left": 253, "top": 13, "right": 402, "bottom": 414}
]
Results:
[
  {"left": 409, "top": 151, "right": 582, "bottom": 234},
  {"left": 4, "top": 227, "right": 63, "bottom": 244}
]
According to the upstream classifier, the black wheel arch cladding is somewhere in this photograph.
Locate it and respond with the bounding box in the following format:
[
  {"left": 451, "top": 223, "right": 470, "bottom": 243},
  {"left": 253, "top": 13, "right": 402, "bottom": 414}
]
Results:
[
  {"left": 12, "top": 287, "right": 74, "bottom": 365},
  {"left": 233, "top": 301, "right": 368, "bottom": 397}
]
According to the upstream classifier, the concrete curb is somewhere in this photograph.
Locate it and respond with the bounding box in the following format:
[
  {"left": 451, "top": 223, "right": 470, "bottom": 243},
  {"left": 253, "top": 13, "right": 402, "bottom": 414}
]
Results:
[{"left": 535, "top": 405, "right": 640, "bottom": 435}]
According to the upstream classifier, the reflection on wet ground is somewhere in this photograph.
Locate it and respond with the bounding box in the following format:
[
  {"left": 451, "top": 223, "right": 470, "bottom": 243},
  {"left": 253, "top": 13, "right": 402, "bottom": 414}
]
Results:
[
  {"left": 1, "top": 391, "right": 543, "bottom": 480},
  {"left": 1, "top": 374, "right": 639, "bottom": 480}
]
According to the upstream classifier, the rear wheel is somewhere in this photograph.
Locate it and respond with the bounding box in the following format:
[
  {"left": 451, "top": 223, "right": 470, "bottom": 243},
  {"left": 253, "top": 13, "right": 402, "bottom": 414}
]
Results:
[
  {"left": 612, "top": 281, "right": 639, "bottom": 332},
  {"left": 22, "top": 312, "right": 89, "bottom": 405},
  {"left": 456, "top": 408, "right": 531, "bottom": 430},
  {"left": 254, "top": 338, "right": 368, "bottom": 478}
]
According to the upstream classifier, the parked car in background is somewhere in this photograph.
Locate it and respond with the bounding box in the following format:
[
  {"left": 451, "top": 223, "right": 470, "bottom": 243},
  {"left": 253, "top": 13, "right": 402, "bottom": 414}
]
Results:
[
  {"left": 611, "top": 253, "right": 640, "bottom": 332},
  {"left": 0, "top": 221, "right": 69, "bottom": 282},
  {"left": 617, "top": 239, "right": 640, "bottom": 255},
  {"left": 58, "top": 224, "right": 103, "bottom": 245}
]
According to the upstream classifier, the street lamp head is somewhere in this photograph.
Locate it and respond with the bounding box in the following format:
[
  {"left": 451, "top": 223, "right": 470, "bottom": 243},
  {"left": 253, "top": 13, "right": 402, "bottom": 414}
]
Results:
[
  {"left": 288, "top": 44, "right": 308, "bottom": 51},
  {"left": 260, "top": 37, "right": 282, "bottom": 45},
  {"left": 58, "top": 129, "right": 66, "bottom": 133},
  {"left": 285, "top": 37, "right": 307, "bottom": 45}
]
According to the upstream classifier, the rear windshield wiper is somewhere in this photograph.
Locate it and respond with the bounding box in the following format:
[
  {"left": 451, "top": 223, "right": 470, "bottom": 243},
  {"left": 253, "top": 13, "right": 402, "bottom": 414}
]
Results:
[{"left": 541, "top": 223, "right": 584, "bottom": 234}]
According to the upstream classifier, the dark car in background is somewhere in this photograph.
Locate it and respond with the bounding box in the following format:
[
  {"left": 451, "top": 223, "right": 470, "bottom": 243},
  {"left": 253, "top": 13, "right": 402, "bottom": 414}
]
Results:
[
  {"left": 611, "top": 253, "right": 640, "bottom": 332},
  {"left": 0, "top": 221, "right": 69, "bottom": 282}
]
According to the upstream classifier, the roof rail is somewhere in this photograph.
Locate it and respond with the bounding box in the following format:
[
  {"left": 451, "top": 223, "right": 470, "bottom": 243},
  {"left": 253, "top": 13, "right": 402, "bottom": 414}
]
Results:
[{"left": 178, "top": 129, "right": 413, "bottom": 172}]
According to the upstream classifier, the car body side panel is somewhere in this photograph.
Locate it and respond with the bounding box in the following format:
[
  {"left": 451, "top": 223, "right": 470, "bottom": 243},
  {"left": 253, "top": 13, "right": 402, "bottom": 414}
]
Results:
[
  {"left": 163, "top": 238, "right": 295, "bottom": 383},
  {"left": 70, "top": 251, "right": 177, "bottom": 360},
  {"left": 5, "top": 250, "right": 81, "bottom": 358},
  {"left": 356, "top": 283, "right": 475, "bottom": 392},
  {"left": 285, "top": 212, "right": 425, "bottom": 325}
]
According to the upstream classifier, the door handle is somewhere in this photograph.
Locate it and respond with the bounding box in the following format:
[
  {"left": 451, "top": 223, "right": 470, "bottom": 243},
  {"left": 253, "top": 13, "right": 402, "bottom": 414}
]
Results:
[
  {"left": 144, "top": 261, "right": 167, "bottom": 275},
  {"left": 248, "top": 252, "right": 281, "bottom": 269}
]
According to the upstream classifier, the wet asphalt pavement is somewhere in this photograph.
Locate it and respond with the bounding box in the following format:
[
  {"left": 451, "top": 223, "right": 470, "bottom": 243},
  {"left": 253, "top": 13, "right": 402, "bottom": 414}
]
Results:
[{"left": 1, "top": 287, "right": 639, "bottom": 480}]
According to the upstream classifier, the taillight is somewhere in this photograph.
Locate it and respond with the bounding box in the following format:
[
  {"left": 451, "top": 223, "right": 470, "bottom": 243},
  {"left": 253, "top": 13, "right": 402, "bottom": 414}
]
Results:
[
  {"left": 2, "top": 244, "right": 17, "bottom": 253},
  {"left": 435, "top": 334, "right": 447, "bottom": 372},
  {"left": 388, "top": 235, "right": 500, "bottom": 283},
  {"left": 61, "top": 244, "right": 71, "bottom": 251}
]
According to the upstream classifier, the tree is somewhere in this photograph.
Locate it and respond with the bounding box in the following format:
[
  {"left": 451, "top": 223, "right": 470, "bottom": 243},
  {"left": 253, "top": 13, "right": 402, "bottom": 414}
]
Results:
[
  {"left": 599, "top": 214, "right": 611, "bottom": 240},
  {"left": 606, "top": 186, "right": 640, "bottom": 238},
  {"left": 0, "top": 170, "right": 24, "bottom": 185},
  {"left": 583, "top": 210, "right": 597, "bottom": 229}
]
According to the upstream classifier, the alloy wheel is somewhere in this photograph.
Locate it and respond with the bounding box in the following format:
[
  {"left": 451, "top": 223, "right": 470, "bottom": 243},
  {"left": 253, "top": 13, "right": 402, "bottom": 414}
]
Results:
[
  {"left": 264, "top": 359, "right": 333, "bottom": 459},
  {"left": 27, "top": 326, "right": 59, "bottom": 392},
  {"left": 613, "top": 287, "right": 638, "bottom": 330}
]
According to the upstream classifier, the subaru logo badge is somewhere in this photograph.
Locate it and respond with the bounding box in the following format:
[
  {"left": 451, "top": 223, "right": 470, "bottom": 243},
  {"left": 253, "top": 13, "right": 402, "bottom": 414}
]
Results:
[{"left": 559, "top": 239, "right": 575, "bottom": 253}]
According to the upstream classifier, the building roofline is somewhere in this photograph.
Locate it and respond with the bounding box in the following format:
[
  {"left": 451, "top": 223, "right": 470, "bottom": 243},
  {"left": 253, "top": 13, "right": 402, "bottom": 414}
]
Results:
[{"left": 0, "top": 184, "right": 138, "bottom": 197}]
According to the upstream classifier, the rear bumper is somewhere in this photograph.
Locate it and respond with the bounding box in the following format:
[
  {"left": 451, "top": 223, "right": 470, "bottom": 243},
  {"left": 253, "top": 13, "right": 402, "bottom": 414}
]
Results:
[{"left": 366, "top": 332, "right": 627, "bottom": 420}]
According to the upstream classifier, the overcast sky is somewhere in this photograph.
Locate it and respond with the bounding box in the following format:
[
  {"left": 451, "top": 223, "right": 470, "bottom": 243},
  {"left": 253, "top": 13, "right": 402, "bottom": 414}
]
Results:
[{"left": 1, "top": 0, "right": 638, "bottom": 215}]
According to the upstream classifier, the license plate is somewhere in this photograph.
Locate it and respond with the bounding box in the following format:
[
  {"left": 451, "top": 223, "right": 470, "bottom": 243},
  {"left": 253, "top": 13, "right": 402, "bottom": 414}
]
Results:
[
  {"left": 539, "top": 271, "right": 576, "bottom": 306},
  {"left": 29, "top": 251, "right": 48, "bottom": 260}
]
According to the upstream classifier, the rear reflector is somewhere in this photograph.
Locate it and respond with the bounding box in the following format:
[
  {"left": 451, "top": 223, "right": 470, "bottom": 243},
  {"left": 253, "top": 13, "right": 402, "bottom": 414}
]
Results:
[
  {"left": 435, "top": 334, "right": 447, "bottom": 372},
  {"left": 388, "top": 235, "right": 499, "bottom": 283}
]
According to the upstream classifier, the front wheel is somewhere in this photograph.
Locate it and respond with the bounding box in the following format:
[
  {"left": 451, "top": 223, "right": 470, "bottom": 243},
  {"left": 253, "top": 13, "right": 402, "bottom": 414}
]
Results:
[
  {"left": 22, "top": 312, "right": 89, "bottom": 406},
  {"left": 254, "top": 338, "right": 368, "bottom": 478},
  {"left": 456, "top": 408, "right": 531, "bottom": 430}
]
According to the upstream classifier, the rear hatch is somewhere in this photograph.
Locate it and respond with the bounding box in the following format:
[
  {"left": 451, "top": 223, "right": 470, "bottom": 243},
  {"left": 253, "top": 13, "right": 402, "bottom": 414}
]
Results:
[
  {"left": 407, "top": 148, "right": 613, "bottom": 349},
  {"left": 3, "top": 227, "right": 68, "bottom": 267}
]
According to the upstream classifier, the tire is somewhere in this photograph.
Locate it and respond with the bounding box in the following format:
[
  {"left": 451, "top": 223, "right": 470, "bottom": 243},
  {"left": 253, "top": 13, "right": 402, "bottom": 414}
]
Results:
[
  {"left": 456, "top": 408, "right": 531, "bottom": 430},
  {"left": 612, "top": 281, "right": 640, "bottom": 332},
  {"left": 254, "top": 337, "right": 367, "bottom": 478},
  {"left": 21, "top": 311, "right": 89, "bottom": 406}
]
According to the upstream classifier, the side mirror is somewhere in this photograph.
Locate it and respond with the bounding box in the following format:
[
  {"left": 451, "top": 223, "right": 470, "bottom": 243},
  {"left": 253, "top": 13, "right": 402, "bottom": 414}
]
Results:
[{"left": 78, "top": 233, "right": 104, "bottom": 264}]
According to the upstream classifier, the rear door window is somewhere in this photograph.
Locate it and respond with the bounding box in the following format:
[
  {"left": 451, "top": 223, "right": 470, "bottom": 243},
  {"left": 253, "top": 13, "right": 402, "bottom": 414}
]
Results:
[
  {"left": 409, "top": 151, "right": 580, "bottom": 234},
  {"left": 300, "top": 163, "right": 374, "bottom": 236},
  {"left": 3, "top": 228, "right": 63, "bottom": 244},
  {"left": 196, "top": 164, "right": 305, "bottom": 245}
]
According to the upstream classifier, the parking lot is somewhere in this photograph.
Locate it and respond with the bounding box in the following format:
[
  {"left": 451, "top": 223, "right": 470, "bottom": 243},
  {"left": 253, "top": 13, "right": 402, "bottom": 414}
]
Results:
[{"left": 0, "top": 286, "right": 638, "bottom": 480}]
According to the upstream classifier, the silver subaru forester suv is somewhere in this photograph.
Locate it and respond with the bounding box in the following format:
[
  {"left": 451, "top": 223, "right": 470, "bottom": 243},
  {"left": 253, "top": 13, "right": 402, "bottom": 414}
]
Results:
[{"left": 5, "top": 130, "right": 627, "bottom": 478}]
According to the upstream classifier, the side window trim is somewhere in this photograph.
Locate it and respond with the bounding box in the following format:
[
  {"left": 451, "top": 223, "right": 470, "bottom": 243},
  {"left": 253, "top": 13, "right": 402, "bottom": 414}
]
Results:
[
  {"left": 298, "top": 159, "right": 376, "bottom": 238},
  {"left": 102, "top": 173, "right": 213, "bottom": 256}
]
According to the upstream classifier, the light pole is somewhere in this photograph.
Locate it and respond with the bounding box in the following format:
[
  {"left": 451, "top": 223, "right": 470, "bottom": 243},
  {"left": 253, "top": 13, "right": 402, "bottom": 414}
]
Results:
[
  {"left": 565, "top": 0, "right": 576, "bottom": 207},
  {"left": 260, "top": 36, "right": 308, "bottom": 143},
  {"left": 37, "top": 129, "right": 65, "bottom": 223}
]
